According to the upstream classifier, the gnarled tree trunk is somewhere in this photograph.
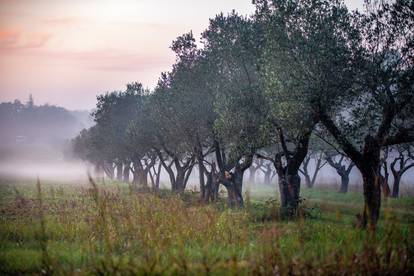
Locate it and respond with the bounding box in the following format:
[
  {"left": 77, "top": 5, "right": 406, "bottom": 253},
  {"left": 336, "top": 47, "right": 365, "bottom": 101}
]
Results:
[
  {"left": 116, "top": 162, "right": 123, "bottom": 181},
  {"left": 391, "top": 174, "right": 401, "bottom": 198},
  {"left": 357, "top": 137, "right": 382, "bottom": 230},
  {"left": 278, "top": 172, "right": 301, "bottom": 216},
  {"left": 196, "top": 144, "right": 206, "bottom": 199},
  {"left": 123, "top": 162, "right": 130, "bottom": 183},
  {"left": 390, "top": 148, "right": 414, "bottom": 198},
  {"left": 275, "top": 127, "right": 312, "bottom": 217},
  {"left": 149, "top": 162, "right": 162, "bottom": 190},
  {"left": 339, "top": 174, "right": 349, "bottom": 193},
  {"left": 174, "top": 168, "right": 188, "bottom": 192},
  {"left": 380, "top": 157, "right": 391, "bottom": 198},
  {"left": 157, "top": 149, "right": 195, "bottom": 193},
  {"left": 132, "top": 161, "right": 148, "bottom": 188},
  {"left": 221, "top": 165, "right": 249, "bottom": 208},
  {"left": 326, "top": 155, "right": 354, "bottom": 193},
  {"left": 203, "top": 162, "right": 220, "bottom": 202},
  {"left": 360, "top": 168, "right": 381, "bottom": 229},
  {"left": 213, "top": 139, "right": 252, "bottom": 208}
]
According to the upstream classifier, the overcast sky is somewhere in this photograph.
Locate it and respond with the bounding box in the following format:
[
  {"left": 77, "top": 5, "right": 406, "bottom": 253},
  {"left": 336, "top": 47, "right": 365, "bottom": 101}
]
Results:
[{"left": 0, "top": 0, "right": 364, "bottom": 110}]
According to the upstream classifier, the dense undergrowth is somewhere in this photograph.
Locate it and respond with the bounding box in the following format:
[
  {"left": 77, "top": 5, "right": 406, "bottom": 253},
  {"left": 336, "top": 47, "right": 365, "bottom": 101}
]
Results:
[{"left": 0, "top": 179, "right": 413, "bottom": 275}]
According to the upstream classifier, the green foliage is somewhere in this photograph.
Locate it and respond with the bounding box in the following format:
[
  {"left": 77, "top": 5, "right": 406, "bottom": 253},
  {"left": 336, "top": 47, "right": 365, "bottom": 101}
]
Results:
[
  {"left": 152, "top": 31, "right": 216, "bottom": 154},
  {"left": 258, "top": 0, "right": 357, "bottom": 130},
  {"left": 202, "top": 11, "right": 269, "bottom": 162}
]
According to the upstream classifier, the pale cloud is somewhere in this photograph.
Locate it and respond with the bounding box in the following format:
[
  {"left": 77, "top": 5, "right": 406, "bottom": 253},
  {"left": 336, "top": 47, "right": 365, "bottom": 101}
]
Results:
[
  {"left": 29, "top": 49, "right": 173, "bottom": 72},
  {"left": 0, "top": 29, "right": 52, "bottom": 50},
  {"left": 0, "top": 29, "right": 20, "bottom": 46},
  {"left": 40, "top": 16, "right": 85, "bottom": 27}
]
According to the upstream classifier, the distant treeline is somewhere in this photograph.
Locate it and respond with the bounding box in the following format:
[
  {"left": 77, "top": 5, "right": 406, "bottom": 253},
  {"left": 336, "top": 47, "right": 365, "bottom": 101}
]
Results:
[
  {"left": 0, "top": 96, "right": 92, "bottom": 159},
  {"left": 72, "top": 0, "right": 414, "bottom": 229}
]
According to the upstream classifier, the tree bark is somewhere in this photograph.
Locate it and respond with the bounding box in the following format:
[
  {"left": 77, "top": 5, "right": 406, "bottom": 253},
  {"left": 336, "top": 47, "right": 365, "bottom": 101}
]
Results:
[
  {"left": 174, "top": 168, "right": 187, "bottom": 192},
  {"left": 339, "top": 174, "right": 349, "bottom": 193},
  {"left": 132, "top": 161, "right": 148, "bottom": 188},
  {"left": 232, "top": 167, "right": 245, "bottom": 207},
  {"left": 391, "top": 174, "right": 401, "bottom": 198},
  {"left": 203, "top": 163, "right": 220, "bottom": 202},
  {"left": 116, "top": 162, "right": 123, "bottom": 181},
  {"left": 300, "top": 156, "right": 313, "bottom": 188},
  {"left": 276, "top": 127, "right": 312, "bottom": 216},
  {"left": 380, "top": 175, "right": 391, "bottom": 198},
  {"left": 204, "top": 170, "right": 213, "bottom": 201},
  {"left": 358, "top": 137, "right": 382, "bottom": 230},
  {"left": 213, "top": 139, "right": 252, "bottom": 208},
  {"left": 381, "top": 158, "right": 391, "bottom": 198},
  {"left": 153, "top": 162, "right": 162, "bottom": 190},
  {"left": 123, "top": 162, "right": 130, "bottom": 183},
  {"left": 277, "top": 170, "right": 301, "bottom": 217},
  {"left": 222, "top": 167, "right": 246, "bottom": 208},
  {"left": 273, "top": 156, "right": 302, "bottom": 216},
  {"left": 360, "top": 168, "right": 381, "bottom": 230},
  {"left": 196, "top": 148, "right": 206, "bottom": 199},
  {"left": 257, "top": 127, "right": 313, "bottom": 217}
]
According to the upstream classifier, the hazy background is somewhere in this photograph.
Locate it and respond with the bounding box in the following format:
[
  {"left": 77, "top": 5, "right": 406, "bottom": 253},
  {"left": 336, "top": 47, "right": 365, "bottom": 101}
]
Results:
[{"left": 0, "top": 97, "right": 93, "bottom": 182}]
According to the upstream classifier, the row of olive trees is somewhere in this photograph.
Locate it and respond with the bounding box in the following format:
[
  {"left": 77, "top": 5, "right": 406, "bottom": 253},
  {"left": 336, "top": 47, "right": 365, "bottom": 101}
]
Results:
[
  {"left": 250, "top": 142, "right": 413, "bottom": 197},
  {"left": 73, "top": 0, "right": 414, "bottom": 229},
  {"left": 298, "top": 143, "right": 413, "bottom": 197}
]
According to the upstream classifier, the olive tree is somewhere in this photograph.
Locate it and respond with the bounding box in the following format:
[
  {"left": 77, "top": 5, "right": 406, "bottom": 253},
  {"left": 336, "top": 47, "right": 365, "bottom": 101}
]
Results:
[
  {"left": 149, "top": 32, "right": 218, "bottom": 194},
  {"left": 390, "top": 143, "right": 414, "bottom": 197},
  {"left": 201, "top": 12, "right": 268, "bottom": 207},
  {"left": 253, "top": 0, "right": 352, "bottom": 214},
  {"left": 313, "top": 0, "right": 414, "bottom": 228}
]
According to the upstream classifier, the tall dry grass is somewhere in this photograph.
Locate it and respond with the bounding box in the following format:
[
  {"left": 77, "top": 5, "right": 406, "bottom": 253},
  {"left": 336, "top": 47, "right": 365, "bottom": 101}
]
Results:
[{"left": 0, "top": 178, "right": 413, "bottom": 275}]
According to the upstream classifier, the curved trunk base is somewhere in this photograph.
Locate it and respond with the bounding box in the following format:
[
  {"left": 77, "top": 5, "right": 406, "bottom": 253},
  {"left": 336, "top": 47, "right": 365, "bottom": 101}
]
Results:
[
  {"left": 223, "top": 171, "right": 244, "bottom": 208},
  {"left": 361, "top": 172, "right": 381, "bottom": 230},
  {"left": 391, "top": 176, "right": 400, "bottom": 198},
  {"left": 338, "top": 175, "right": 349, "bottom": 193},
  {"left": 279, "top": 174, "right": 301, "bottom": 218},
  {"left": 204, "top": 172, "right": 219, "bottom": 202}
]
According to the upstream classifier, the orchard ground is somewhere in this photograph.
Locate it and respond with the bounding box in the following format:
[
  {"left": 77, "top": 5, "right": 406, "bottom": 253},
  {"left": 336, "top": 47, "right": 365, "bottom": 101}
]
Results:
[{"left": 0, "top": 177, "right": 413, "bottom": 275}]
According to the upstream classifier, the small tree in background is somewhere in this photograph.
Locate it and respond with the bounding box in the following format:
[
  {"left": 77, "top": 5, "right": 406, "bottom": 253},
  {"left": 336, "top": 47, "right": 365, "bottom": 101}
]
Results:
[
  {"left": 390, "top": 144, "right": 414, "bottom": 197},
  {"left": 325, "top": 154, "right": 355, "bottom": 193}
]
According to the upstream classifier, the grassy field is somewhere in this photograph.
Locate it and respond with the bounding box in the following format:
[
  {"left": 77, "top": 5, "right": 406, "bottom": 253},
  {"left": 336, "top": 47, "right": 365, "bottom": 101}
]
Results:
[{"left": 0, "top": 178, "right": 413, "bottom": 275}]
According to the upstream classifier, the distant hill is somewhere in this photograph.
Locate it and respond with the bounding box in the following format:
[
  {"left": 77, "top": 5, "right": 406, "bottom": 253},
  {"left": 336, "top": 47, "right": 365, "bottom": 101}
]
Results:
[{"left": 0, "top": 98, "right": 94, "bottom": 161}]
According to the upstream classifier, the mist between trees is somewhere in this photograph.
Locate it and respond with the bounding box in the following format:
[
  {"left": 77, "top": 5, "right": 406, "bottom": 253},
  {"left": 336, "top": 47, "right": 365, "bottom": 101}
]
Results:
[{"left": 66, "top": 0, "right": 414, "bottom": 230}]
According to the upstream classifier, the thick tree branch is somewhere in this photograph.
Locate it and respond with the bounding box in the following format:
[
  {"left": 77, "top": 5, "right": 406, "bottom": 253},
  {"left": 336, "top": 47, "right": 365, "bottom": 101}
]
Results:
[{"left": 318, "top": 108, "right": 363, "bottom": 164}]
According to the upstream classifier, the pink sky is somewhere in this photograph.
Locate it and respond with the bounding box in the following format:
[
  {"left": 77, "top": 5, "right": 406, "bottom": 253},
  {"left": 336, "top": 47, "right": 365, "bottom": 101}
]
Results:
[{"left": 0, "top": 0, "right": 364, "bottom": 110}]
